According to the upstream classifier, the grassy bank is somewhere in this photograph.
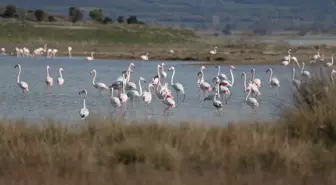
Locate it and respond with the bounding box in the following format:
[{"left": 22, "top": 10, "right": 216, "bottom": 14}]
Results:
[
  {"left": 1, "top": 72, "right": 336, "bottom": 184},
  {"left": 1, "top": 22, "right": 336, "bottom": 64}
]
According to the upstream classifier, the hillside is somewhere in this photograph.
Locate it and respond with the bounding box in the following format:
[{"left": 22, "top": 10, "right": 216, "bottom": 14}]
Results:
[{"left": 1, "top": 0, "right": 335, "bottom": 30}]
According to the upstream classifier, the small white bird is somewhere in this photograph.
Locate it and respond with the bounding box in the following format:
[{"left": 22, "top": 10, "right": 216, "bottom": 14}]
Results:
[
  {"left": 79, "top": 89, "right": 89, "bottom": 120},
  {"left": 141, "top": 53, "right": 149, "bottom": 60},
  {"left": 210, "top": 46, "right": 217, "bottom": 55},
  {"left": 169, "top": 49, "right": 174, "bottom": 53},
  {"left": 87, "top": 52, "right": 94, "bottom": 61}
]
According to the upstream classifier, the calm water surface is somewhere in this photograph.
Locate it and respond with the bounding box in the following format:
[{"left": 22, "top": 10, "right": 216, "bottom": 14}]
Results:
[{"left": 0, "top": 56, "right": 298, "bottom": 124}]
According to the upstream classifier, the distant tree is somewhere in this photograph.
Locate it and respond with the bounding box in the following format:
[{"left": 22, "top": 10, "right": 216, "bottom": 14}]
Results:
[
  {"left": 222, "top": 24, "right": 232, "bottom": 35},
  {"left": 3, "top": 5, "right": 17, "bottom": 18},
  {"left": 48, "top": 15, "right": 57, "bottom": 22},
  {"left": 117, "top": 16, "right": 124, "bottom": 23},
  {"left": 69, "top": 7, "right": 83, "bottom": 23},
  {"left": 102, "top": 16, "right": 113, "bottom": 24},
  {"left": 89, "top": 8, "right": 104, "bottom": 22},
  {"left": 126, "top": 16, "right": 138, "bottom": 24},
  {"left": 137, "top": 21, "right": 145, "bottom": 24},
  {"left": 34, "top": 9, "right": 47, "bottom": 22}
]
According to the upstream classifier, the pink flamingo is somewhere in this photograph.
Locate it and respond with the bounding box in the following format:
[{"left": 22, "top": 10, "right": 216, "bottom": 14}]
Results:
[
  {"left": 45, "top": 65, "right": 53, "bottom": 94},
  {"left": 14, "top": 64, "right": 29, "bottom": 93},
  {"left": 251, "top": 68, "right": 261, "bottom": 87},
  {"left": 57, "top": 68, "right": 64, "bottom": 86},
  {"left": 219, "top": 65, "right": 236, "bottom": 88},
  {"left": 162, "top": 89, "right": 175, "bottom": 115},
  {"left": 198, "top": 69, "right": 212, "bottom": 100},
  {"left": 119, "top": 79, "right": 128, "bottom": 116}
]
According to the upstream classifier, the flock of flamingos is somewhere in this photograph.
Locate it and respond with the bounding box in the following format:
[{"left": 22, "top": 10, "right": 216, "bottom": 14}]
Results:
[{"left": 1, "top": 45, "right": 335, "bottom": 120}]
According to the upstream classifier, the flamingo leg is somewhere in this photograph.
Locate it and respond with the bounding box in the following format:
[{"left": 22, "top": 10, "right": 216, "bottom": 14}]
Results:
[
  {"left": 182, "top": 93, "right": 186, "bottom": 102},
  {"left": 176, "top": 92, "right": 179, "bottom": 103},
  {"left": 146, "top": 104, "right": 149, "bottom": 115},
  {"left": 217, "top": 108, "right": 221, "bottom": 115},
  {"left": 98, "top": 89, "right": 102, "bottom": 97},
  {"left": 132, "top": 99, "right": 135, "bottom": 108},
  {"left": 225, "top": 94, "right": 232, "bottom": 104}
]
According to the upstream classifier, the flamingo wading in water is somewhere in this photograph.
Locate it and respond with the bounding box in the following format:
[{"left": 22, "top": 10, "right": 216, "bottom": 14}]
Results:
[
  {"left": 14, "top": 64, "right": 29, "bottom": 93},
  {"left": 168, "top": 66, "right": 186, "bottom": 102},
  {"left": 142, "top": 83, "right": 154, "bottom": 115},
  {"left": 90, "top": 69, "right": 109, "bottom": 97},
  {"left": 45, "top": 65, "right": 53, "bottom": 93},
  {"left": 266, "top": 68, "right": 280, "bottom": 95},
  {"left": 79, "top": 89, "right": 89, "bottom": 120},
  {"left": 57, "top": 68, "right": 64, "bottom": 86}
]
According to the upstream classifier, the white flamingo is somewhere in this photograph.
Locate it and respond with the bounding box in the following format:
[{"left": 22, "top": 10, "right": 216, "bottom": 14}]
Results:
[
  {"left": 57, "top": 68, "right": 64, "bottom": 86},
  {"left": 162, "top": 90, "right": 175, "bottom": 115},
  {"left": 215, "top": 65, "right": 228, "bottom": 81},
  {"left": 142, "top": 83, "right": 154, "bottom": 115},
  {"left": 125, "top": 63, "right": 137, "bottom": 91},
  {"left": 266, "top": 68, "right": 280, "bottom": 95},
  {"left": 160, "top": 63, "right": 167, "bottom": 83},
  {"left": 79, "top": 89, "right": 89, "bottom": 120},
  {"left": 1, "top": 48, "right": 5, "bottom": 55},
  {"left": 325, "top": 54, "right": 334, "bottom": 68},
  {"left": 51, "top": 49, "right": 58, "bottom": 58},
  {"left": 168, "top": 66, "right": 185, "bottom": 102},
  {"left": 45, "top": 65, "right": 53, "bottom": 88},
  {"left": 47, "top": 48, "right": 52, "bottom": 58},
  {"left": 14, "top": 64, "right": 29, "bottom": 93},
  {"left": 310, "top": 49, "right": 321, "bottom": 63},
  {"left": 140, "top": 53, "right": 149, "bottom": 60},
  {"left": 126, "top": 77, "right": 146, "bottom": 108},
  {"left": 301, "top": 62, "right": 310, "bottom": 78},
  {"left": 68, "top": 46, "right": 72, "bottom": 58},
  {"left": 15, "top": 47, "right": 21, "bottom": 57},
  {"left": 292, "top": 68, "right": 301, "bottom": 90},
  {"left": 86, "top": 52, "right": 94, "bottom": 61},
  {"left": 213, "top": 87, "right": 222, "bottom": 116},
  {"left": 109, "top": 87, "right": 121, "bottom": 112},
  {"left": 89, "top": 69, "right": 109, "bottom": 97},
  {"left": 119, "top": 78, "right": 128, "bottom": 116},
  {"left": 245, "top": 89, "right": 259, "bottom": 113},
  {"left": 198, "top": 70, "right": 212, "bottom": 100},
  {"left": 250, "top": 68, "right": 261, "bottom": 87},
  {"left": 23, "top": 47, "right": 30, "bottom": 57}
]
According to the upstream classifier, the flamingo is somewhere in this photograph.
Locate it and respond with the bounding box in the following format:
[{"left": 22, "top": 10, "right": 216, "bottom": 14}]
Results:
[
  {"left": 89, "top": 69, "right": 109, "bottom": 97},
  {"left": 142, "top": 83, "right": 154, "bottom": 115},
  {"left": 33, "top": 48, "right": 44, "bottom": 58},
  {"left": 310, "top": 49, "right": 321, "bottom": 63},
  {"left": 14, "top": 64, "right": 29, "bottom": 93},
  {"left": 213, "top": 88, "right": 222, "bottom": 116},
  {"left": 126, "top": 77, "right": 146, "bottom": 108},
  {"left": 51, "top": 49, "right": 58, "bottom": 58},
  {"left": 109, "top": 87, "right": 121, "bottom": 113},
  {"left": 292, "top": 68, "right": 301, "bottom": 90},
  {"left": 125, "top": 63, "right": 137, "bottom": 91},
  {"left": 301, "top": 62, "right": 310, "bottom": 78},
  {"left": 15, "top": 47, "right": 21, "bottom": 57},
  {"left": 119, "top": 77, "right": 128, "bottom": 116},
  {"left": 210, "top": 46, "right": 217, "bottom": 55},
  {"left": 241, "top": 72, "right": 261, "bottom": 97},
  {"left": 266, "top": 68, "right": 280, "bottom": 95},
  {"left": 168, "top": 66, "right": 186, "bottom": 102},
  {"left": 198, "top": 70, "right": 212, "bottom": 100},
  {"left": 79, "top": 89, "right": 89, "bottom": 120},
  {"left": 140, "top": 53, "right": 149, "bottom": 60},
  {"left": 86, "top": 52, "right": 94, "bottom": 61},
  {"left": 245, "top": 89, "right": 259, "bottom": 113},
  {"left": 162, "top": 90, "right": 175, "bottom": 115},
  {"left": 210, "top": 76, "right": 232, "bottom": 103},
  {"left": 47, "top": 48, "right": 52, "bottom": 58},
  {"left": 111, "top": 71, "right": 128, "bottom": 96},
  {"left": 169, "top": 49, "right": 174, "bottom": 54},
  {"left": 68, "top": 46, "right": 72, "bottom": 58},
  {"left": 155, "top": 64, "right": 173, "bottom": 100},
  {"left": 160, "top": 63, "right": 167, "bottom": 83},
  {"left": 282, "top": 49, "right": 291, "bottom": 62},
  {"left": 57, "top": 68, "right": 64, "bottom": 86},
  {"left": 331, "top": 70, "right": 336, "bottom": 85},
  {"left": 250, "top": 68, "right": 261, "bottom": 87},
  {"left": 45, "top": 65, "right": 53, "bottom": 88},
  {"left": 1, "top": 48, "right": 5, "bottom": 55},
  {"left": 215, "top": 65, "right": 228, "bottom": 81},
  {"left": 219, "top": 65, "right": 235, "bottom": 88},
  {"left": 23, "top": 47, "right": 30, "bottom": 57},
  {"left": 325, "top": 54, "right": 334, "bottom": 68}
]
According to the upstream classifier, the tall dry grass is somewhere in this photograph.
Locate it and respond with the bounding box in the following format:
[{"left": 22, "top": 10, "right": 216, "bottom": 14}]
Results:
[{"left": 1, "top": 69, "right": 336, "bottom": 184}]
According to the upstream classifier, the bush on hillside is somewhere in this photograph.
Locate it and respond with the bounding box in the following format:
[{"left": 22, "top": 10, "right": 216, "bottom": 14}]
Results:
[
  {"left": 34, "top": 9, "right": 47, "bottom": 22},
  {"left": 117, "top": 16, "right": 124, "bottom": 23},
  {"left": 69, "top": 7, "right": 83, "bottom": 23},
  {"left": 102, "top": 16, "right": 113, "bottom": 24},
  {"left": 2, "top": 5, "right": 16, "bottom": 18},
  {"left": 126, "top": 15, "right": 138, "bottom": 24},
  {"left": 89, "top": 8, "right": 104, "bottom": 22}
]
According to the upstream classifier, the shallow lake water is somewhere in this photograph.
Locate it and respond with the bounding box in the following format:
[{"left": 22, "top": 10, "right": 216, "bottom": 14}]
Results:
[{"left": 0, "top": 55, "right": 303, "bottom": 124}]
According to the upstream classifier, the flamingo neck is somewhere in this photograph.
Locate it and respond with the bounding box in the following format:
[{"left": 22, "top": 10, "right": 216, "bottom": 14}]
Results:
[
  {"left": 138, "top": 79, "right": 143, "bottom": 95},
  {"left": 292, "top": 69, "right": 295, "bottom": 80},
  {"left": 46, "top": 67, "right": 50, "bottom": 77},
  {"left": 126, "top": 70, "right": 131, "bottom": 82},
  {"left": 59, "top": 69, "right": 63, "bottom": 78},
  {"left": 332, "top": 55, "right": 334, "bottom": 64},
  {"left": 16, "top": 66, "right": 21, "bottom": 83},
  {"left": 110, "top": 88, "right": 114, "bottom": 99},
  {"left": 243, "top": 73, "right": 247, "bottom": 89},
  {"left": 301, "top": 63, "right": 305, "bottom": 74},
  {"left": 245, "top": 89, "right": 251, "bottom": 101},
  {"left": 217, "top": 67, "right": 220, "bottom": 76},
  {"left": 331, "top": 72, "right": 335, "bottom": 85},
  {"left": 230, "top": 69, "right": 234, "bottom": 85},
  {"left": 170, "top": 69, "right": 175, "bottom": 85},
  {"left": 216, "top": 83, "right": 220, "bottom": 98},
  {"left": 268, "top": 70, "right": 273, "bottom": 83},
  {"left": 91, "top": 53, "right": 94, "bottom": 58},
  {"left": 92, "top": 71, "right": 96, "bottom": 85},
  {"left": 83, "top": 98, "right": 86, "bottom": 109}
]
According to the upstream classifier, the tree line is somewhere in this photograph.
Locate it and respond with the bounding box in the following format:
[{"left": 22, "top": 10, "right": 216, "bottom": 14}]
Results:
[{"left": 1, "top": 5, "right": 144, "bottom": 25}]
